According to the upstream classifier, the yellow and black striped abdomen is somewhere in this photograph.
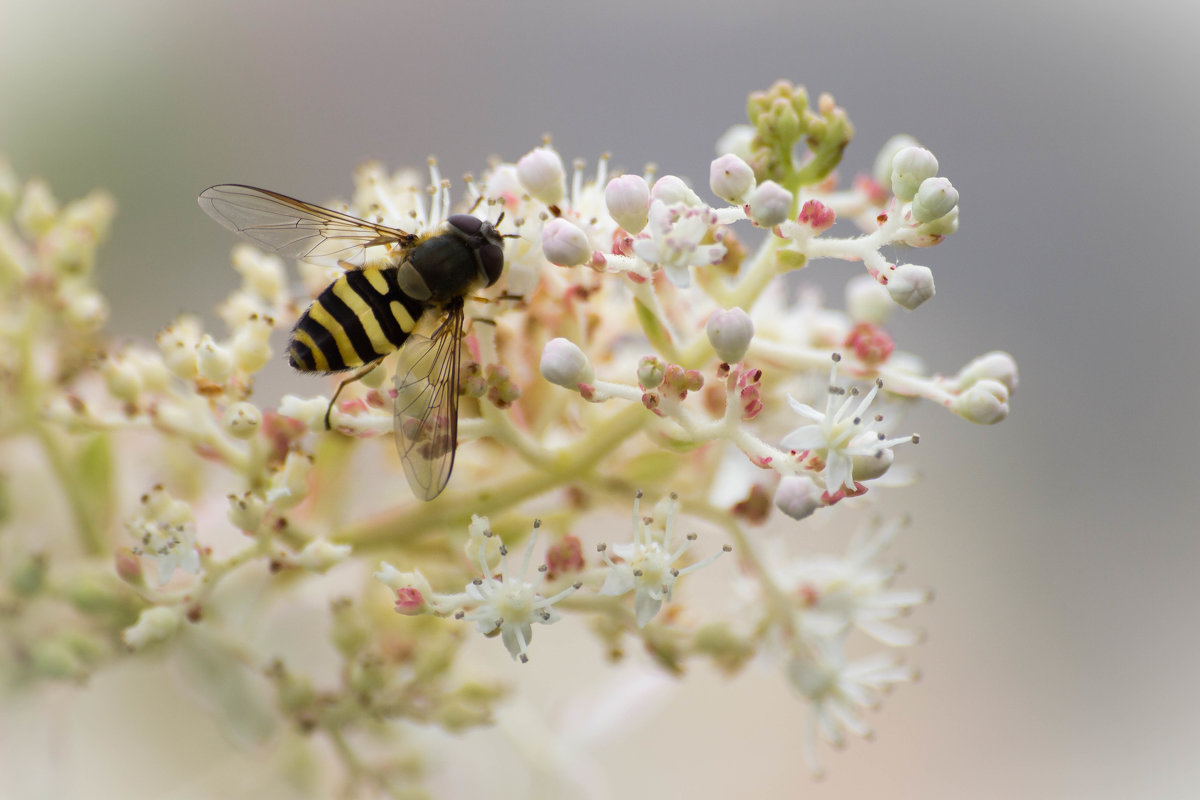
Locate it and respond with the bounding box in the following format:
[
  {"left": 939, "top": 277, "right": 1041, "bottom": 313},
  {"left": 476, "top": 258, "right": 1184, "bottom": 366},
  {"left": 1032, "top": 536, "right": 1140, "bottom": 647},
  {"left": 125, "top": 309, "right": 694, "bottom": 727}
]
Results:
[{"left": 288, "top": 267, "right": 426, "bottom": 373}]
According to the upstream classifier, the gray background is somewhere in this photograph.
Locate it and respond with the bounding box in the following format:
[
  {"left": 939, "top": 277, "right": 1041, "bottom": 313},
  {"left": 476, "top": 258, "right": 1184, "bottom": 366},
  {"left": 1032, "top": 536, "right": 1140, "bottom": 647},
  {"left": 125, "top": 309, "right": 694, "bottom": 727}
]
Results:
[{"left": 3, "top": 1, "right": 1198, "bottom": 798}]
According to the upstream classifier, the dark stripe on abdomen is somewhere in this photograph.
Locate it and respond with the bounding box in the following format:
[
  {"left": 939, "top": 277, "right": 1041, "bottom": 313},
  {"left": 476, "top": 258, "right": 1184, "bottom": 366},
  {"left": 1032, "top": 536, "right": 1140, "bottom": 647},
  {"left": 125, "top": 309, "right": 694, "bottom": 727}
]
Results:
[{"left": 314, "top": 279, "right": 380, "bottom": 366}]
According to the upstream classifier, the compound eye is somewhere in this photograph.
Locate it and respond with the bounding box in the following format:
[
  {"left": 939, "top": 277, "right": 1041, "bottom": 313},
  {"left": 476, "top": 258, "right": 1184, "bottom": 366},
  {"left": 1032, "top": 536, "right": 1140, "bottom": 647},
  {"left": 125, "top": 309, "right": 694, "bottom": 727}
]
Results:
[
  {"left": 447, "top": 214, "right": 482, "bottom": 236},
  {"left": 480, "top": 243, "right": 504, "bottom": 286}
]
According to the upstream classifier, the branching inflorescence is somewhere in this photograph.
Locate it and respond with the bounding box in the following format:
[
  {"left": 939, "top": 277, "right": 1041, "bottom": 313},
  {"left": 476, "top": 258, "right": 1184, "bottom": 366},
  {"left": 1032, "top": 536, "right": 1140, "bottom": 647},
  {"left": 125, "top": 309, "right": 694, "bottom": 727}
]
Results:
[{"left": 0, "top": 81, "right": 1016, "bottom": 789}]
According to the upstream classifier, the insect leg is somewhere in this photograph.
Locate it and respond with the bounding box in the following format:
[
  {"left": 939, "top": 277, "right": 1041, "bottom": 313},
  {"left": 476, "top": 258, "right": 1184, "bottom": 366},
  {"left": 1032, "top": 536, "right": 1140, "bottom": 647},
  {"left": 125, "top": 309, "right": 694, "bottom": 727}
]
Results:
[{"left": 325, "top": 359, "right": 385, "bottom": 429}]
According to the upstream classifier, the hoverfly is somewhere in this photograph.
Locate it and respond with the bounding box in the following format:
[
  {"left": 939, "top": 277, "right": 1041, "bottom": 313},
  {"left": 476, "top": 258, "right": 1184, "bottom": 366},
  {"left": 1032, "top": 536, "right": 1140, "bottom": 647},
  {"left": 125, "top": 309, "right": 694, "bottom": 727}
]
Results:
[{"left": 198, "top": 184, "right": 506, "bottom": 500}]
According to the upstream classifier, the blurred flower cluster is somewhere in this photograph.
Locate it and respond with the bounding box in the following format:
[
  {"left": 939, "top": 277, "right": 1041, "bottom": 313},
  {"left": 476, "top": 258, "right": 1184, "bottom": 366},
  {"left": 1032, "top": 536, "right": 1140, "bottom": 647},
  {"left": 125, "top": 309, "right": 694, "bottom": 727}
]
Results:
[{"left": 0, "top": 80, "right": 1016, "bottom": 791}]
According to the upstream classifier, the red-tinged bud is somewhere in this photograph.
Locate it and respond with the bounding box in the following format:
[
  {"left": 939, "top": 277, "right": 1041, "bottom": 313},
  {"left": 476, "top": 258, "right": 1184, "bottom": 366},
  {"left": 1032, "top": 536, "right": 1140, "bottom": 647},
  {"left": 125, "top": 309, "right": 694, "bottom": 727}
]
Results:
[
  {"left": 394, "top": 587, "right": 426, "bottom": 616},
  {"left": 844, "top": 321, "right": 894, "bottom": 365},
  {"left": 545, "top": 535, "right": 585, "bottom": 580},
  {"left": 797, "top": 199, "right": 835, "bottom": 232}
]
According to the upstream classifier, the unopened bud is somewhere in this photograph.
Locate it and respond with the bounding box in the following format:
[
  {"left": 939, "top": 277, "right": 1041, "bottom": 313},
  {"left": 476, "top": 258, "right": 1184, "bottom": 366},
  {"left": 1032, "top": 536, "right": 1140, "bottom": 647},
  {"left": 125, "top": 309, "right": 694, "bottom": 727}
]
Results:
[
  {"left": 197, "top": 335, "right": 233, "bottom": 383},
  {"left": 122, "top": 607, "right": 183, "bottom": 650},
  {"left": 873, "top": 135, "right": 920, "bottom": 188},
  {"left": 746, "top": 180, "right": 791, "bottom": 227},
  {"left": 955, "top": 351, "right": 1019, "bottom": 394},
  {"left": 886, "top": 264, "right": 935, "bottom": 310},
  {"left": 911, "top": 177, "right": 958, "bottom": 223},
  {"left": 223, "top": 401, "right": 262, "bottom": 439},
  {"left": 890, "top": 146, "right": 939, "bottom": 201},
  {"left": 541, "top": 218, "right": 591, "bottom": 266},
  {"left": 955, "top": 379, "right": 1010, "bottom": 424},
  {"left": 775, "top": 476, "right": 821, "bottom": 521},
  {"left": 709, "top": 154, "right": 756, "bottom": 204},
  {"left": 540, "top": 338, "right": 594, "bottom": 389},
  {"left": 637, "top": 355, "right": 666, "bottom": 389},
  {"left": 517, "top": 147, "right": 566, "bottom": 206},
  {"left": 604, "top": 174, "right": 651, "bottom": 233},
  {"left": 706, "top": 307, "right": 754, "bottom": 363},
  {"left": 650, "top": 175, "right": 701, "bottom": 206}
]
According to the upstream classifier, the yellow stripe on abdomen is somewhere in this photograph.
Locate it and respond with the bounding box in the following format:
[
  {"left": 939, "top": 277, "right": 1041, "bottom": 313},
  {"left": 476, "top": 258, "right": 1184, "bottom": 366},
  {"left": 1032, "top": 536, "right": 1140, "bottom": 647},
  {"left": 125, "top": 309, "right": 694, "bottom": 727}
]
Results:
[
  {"left": 306, "top": 301, "right": 358, "bottom": 368},
  {"left": 332, "top": 279, "right": 392, "bottom": 356}
]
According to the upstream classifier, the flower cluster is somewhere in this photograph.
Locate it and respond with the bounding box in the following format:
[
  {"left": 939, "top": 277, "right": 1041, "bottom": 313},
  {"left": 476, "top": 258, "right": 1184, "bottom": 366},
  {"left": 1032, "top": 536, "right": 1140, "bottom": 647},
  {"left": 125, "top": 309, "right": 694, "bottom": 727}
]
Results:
[{"left": 0, "top": 80, "right": 1015, "bottom": 793}]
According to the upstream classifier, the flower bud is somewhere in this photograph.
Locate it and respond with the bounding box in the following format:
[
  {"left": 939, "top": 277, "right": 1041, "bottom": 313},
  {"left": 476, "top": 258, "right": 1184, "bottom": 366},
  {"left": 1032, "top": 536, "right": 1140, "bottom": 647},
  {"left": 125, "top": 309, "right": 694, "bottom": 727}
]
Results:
[
  {"left": 873, "top": 134, "right": 920, "bottom": 188},
  {"left": 955, "top": 351, "right": 1019, "bottom": 394},
  {"left": 890, "top": 146, "right": 939, "bottom": 201},
  {"left": 746, "top": 180, "right": 791, "bottom": 227},
  {"left": 850, "top": 443, "right": 894, "bottom": 482},
  {"left": 604, "top": 174, "right": 651, "bottom": 233},
  {"left": 122, "top": 606, "right": 183, "bottom": 650},
  {"left": 223, "top": 401, "right": 261, "bottom": 439},
  {"left": 197, "top": 335, "right": 234, "bottom": 383},
  {"left": 517, "top": 147, "right": 566, "bottom": 206},
  {"left": 540, "top": 218, "right": 591, "bottom": 267},
  {"left": 103, "top": 358, "right": 143, "bottom": 403},
  {"left": 886, "top": 264, "right": 935, "bottom": 310},
  {"left": 955, "top": 379, "right": 1010, "bottom": 424},
  {"left": 775, "top": 476, "right": 821, "bottom": 521},
  {"left": 267, "top": 451, "right": 313, "bottom": 508},
  {"left": 375, "top": 562, "right": 433, "bottom": 615},
  {"left": 540, "top": 337, "right": 594, "bottom": 389},
  {"left": 637, "top": 355, "right": 666, "bottom": 388},
  {"left": 231, "top": 317, "right": 272, "bottom": 374},
  {"left": 650, "top": 175, "right": 701, "bottom": 206},
  {"left": 796, "top": 199, "right": 835, "bottom": 232},
  {"left": 911, "top": 177, "right": 958, "bottom": 223},
  {"left": 706, "top": 307, "right": 754, "bottom": 363},
  {"left": 63, "top": 291, "right": 108, "bottom": 331},
  {"left": 709, "top": 154, "right": 756, "bottom": 204},
  {"left": 298, "top": 538, "right": 352, "bottom": 572},
  {"left": 845, "top": 274, "right": 894, "bottom": 324},
  {"left": 278, "top": 394, "right": 329, "bottom": 430},
  {"left": 228, "top": 491, "right": 267, "bottom": 532}
]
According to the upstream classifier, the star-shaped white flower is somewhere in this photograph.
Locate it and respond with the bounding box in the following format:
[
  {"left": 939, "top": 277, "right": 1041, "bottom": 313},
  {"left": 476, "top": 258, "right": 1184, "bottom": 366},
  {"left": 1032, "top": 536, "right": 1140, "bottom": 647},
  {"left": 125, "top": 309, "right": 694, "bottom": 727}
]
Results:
[
  {"left": 780, "top": 355, "right": 917, "bottom": 492},
  {"left": 598, "top": 492, "right": 729, "bottom": 627},
  {"left": 460, "top": 519, "right": 581, "bottom": 663}
]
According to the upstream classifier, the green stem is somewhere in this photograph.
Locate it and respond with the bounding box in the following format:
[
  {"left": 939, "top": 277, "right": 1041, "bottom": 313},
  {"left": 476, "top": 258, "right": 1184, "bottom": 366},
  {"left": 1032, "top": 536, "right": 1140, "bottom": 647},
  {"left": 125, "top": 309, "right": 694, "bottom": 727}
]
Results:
[{"left": 341, "top": 402, "right": 650, "bottom": 550}]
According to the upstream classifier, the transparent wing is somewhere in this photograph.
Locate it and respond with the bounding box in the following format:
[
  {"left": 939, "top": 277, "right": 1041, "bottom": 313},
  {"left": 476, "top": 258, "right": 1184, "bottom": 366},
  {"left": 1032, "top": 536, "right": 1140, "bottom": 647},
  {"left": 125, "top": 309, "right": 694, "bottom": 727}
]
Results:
[
  {"left": 198, "top": 184, "right": 417, "bottom": 267},
  {"left": 392, "top": 306, "right": 464, "bottom": 501}
]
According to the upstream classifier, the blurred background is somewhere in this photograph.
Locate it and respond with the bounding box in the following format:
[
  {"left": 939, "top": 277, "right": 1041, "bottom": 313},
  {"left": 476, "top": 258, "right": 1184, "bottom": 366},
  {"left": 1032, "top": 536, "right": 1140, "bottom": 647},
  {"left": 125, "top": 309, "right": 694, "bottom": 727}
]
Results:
[{"left": 3, "top": 0, "right": 1198, "bottom": 797}]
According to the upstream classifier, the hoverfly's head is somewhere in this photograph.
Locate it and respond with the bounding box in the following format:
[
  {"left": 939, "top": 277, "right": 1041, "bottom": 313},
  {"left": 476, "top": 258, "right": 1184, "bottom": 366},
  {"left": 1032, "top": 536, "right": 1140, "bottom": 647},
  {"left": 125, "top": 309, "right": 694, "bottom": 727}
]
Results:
[{"left": 447, "top": 213, "right": 505, "bottom": 289}]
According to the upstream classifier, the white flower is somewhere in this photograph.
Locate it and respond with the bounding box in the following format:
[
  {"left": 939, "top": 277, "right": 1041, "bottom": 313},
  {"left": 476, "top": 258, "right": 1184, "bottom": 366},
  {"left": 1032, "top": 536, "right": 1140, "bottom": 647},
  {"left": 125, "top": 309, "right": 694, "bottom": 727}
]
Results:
[
  {"left": 786, "top": 639, "right": 917, "bottom": 777},
  {"left": 780, "top": 356, "right": 917, "bottom": 492},
  {"left": 127, "top": 485, "right": 201, "bottom": 585},
  {"left": 598, "top": 492, "right": 729, "bottom": 627},
  {"left": 460, "top": 520, "right": 581, "bottom": 662},
  {"left": 631, "top": 200, "right": 725, "bottom": 287}
]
